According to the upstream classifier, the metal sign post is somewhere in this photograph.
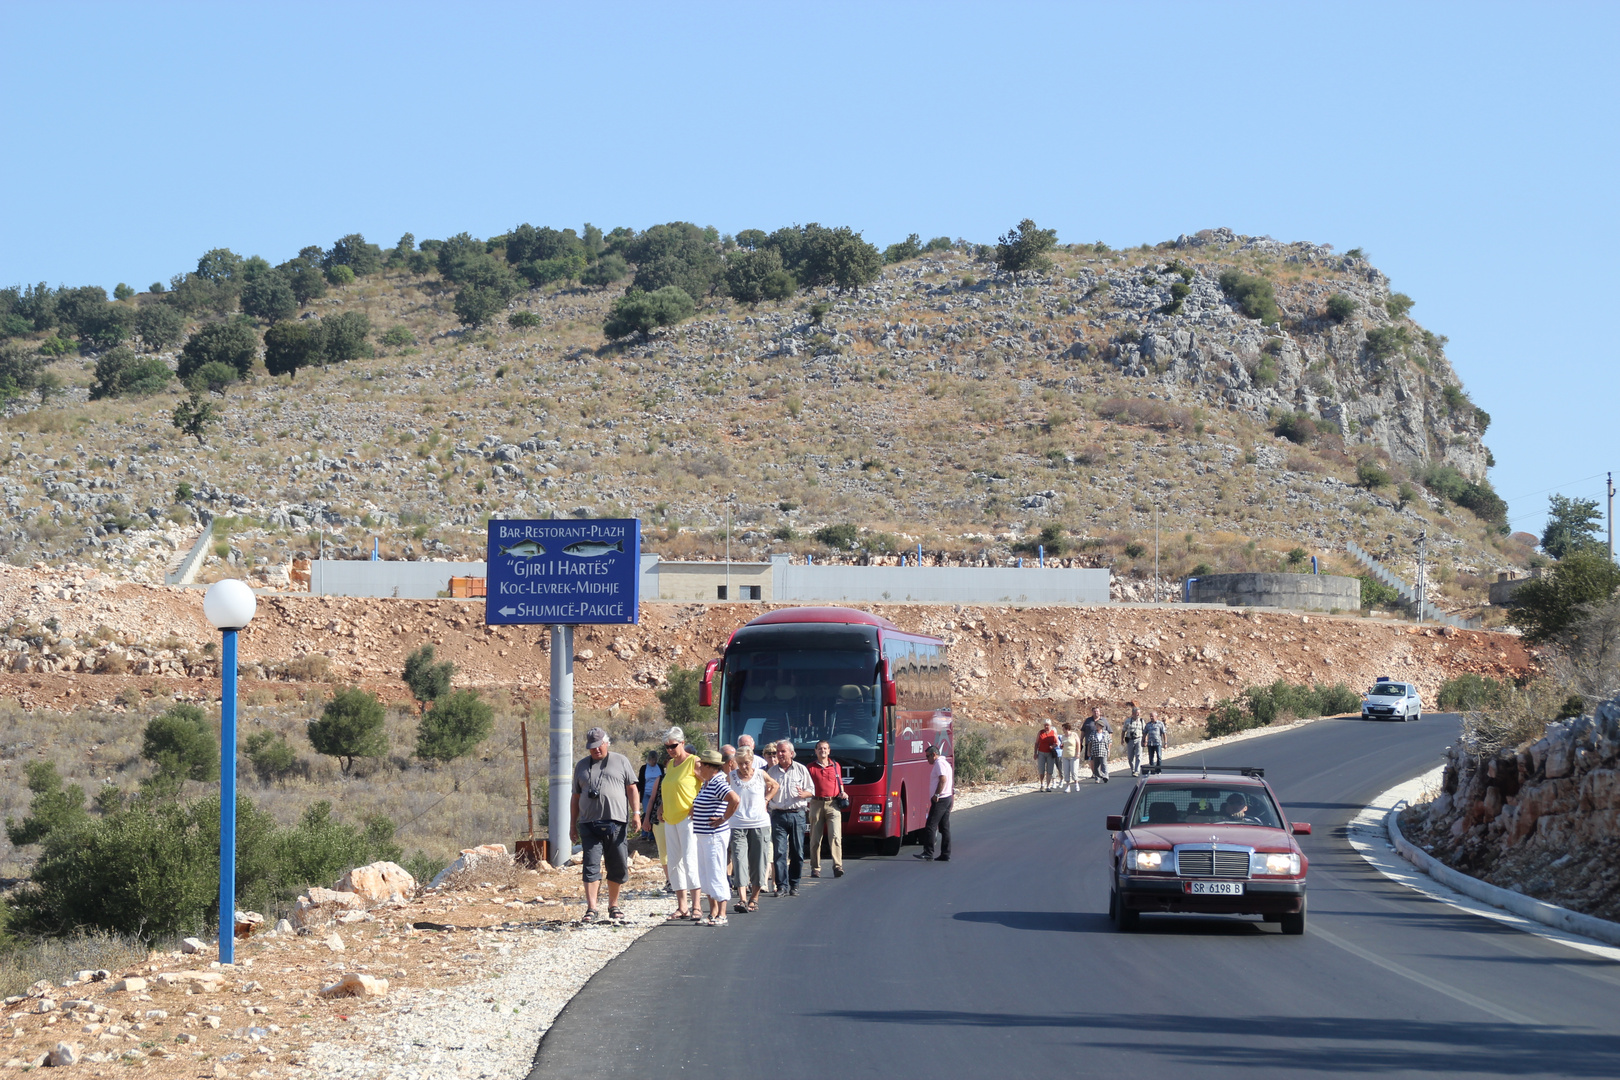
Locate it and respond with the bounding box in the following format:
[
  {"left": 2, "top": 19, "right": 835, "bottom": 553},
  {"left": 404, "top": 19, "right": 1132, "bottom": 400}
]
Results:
[
  {"left": 485, "top": 518, "right": 640, "bottom": 866},
  {"left": 549, "top": 624, "right": 573, "bottom": 865}
]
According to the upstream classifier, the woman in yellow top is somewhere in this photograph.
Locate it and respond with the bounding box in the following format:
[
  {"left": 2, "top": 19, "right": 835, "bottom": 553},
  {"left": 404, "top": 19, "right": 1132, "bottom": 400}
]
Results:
[{"left": 658, "top": 727, "right": 703, "bottom": 920}]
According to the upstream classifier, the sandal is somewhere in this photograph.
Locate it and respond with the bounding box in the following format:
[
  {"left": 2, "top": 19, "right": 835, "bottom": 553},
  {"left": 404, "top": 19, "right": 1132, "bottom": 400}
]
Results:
[
  {"left": 698, "top": 916, "right": 715, "bottom": 926},
  {"left": 734, "top": 901, "right": 749, "bottom": 914},
  {"left": 608, "top": 906, "right": 624, "bottom": 921},
  {"left": 580, "top": 909, "right": 600, "bottom": 924},
  {"left": 711, "top": 916, "right": 728, "bottom": 927},
  {"left": 746, "top": 900, "right": 758, "bottom": 912},
  {"left": 669, "top": 909, "right": 689, "bottom": 920}
]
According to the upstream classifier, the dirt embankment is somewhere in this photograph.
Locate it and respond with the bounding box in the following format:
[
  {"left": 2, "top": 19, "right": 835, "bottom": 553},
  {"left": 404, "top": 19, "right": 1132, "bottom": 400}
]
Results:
[{"left": 0, "top": 565, "right": 1532, "bottom": 721}]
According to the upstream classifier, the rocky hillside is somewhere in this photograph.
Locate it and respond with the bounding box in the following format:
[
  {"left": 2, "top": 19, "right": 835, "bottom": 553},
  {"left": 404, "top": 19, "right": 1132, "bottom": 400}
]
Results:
[
  {"left": 1401, "top": 696, "right": 1620, "bottom": 921},
  {"left": 1, "top": 226, "right": 1521, "bottom": 614}
]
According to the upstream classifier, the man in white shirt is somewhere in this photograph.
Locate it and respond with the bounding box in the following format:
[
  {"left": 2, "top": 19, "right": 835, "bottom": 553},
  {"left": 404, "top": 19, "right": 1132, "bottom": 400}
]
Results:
[
  {"left": 765, "top": 740, "right": 813, "bottom": 895},
  {"left": 735, "top": 734, "right": 769, "bottom": 771},
  {"left": 915, "top": 743, "right": 954, "bottom": 863}
]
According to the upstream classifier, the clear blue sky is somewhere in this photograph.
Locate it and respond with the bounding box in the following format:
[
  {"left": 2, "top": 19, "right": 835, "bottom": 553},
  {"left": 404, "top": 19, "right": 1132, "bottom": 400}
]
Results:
[{"left": 4, "top": 2, "right": 1615, "bottom": 539}]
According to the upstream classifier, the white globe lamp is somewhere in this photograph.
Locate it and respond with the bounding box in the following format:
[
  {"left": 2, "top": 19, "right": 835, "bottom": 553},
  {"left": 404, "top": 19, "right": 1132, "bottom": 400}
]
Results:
[{"left": 204, "top": 578, "right": 257, "bottom": 631}]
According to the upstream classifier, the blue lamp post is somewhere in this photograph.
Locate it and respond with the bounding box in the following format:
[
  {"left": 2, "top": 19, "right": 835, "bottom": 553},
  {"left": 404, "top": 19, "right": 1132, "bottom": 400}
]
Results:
[{"left": 203, "top": 578, "right": 256, "bottom": 964}]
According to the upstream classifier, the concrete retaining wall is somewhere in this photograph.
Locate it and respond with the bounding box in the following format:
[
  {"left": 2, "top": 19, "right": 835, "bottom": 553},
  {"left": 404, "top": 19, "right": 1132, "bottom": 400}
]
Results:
[
  {"left": 773, "top": 563, "right": 1110, "bottom": 605},
  {"left": 310, "top": 560, "right": 487, "bottom": 599},
  {"left": 1184, "top": 572, "right": 1360, "bottom": 612}
]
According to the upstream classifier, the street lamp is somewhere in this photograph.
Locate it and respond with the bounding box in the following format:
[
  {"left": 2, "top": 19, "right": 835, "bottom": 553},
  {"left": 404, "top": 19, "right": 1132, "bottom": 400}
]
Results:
[{"left": 203, "top": 578, "right": 256, "bottom": 964}]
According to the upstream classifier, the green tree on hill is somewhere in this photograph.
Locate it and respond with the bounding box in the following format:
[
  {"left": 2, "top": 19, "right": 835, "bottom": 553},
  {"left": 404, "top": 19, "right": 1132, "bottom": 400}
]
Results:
[
  {"left": 627, "top": 222, "right": 722, "bottom": 301},
  {"left": 995, "top": 219, "right": 1058, "bottom": 284},
  {"left": 239, "top": 271, "right": 298, "bottom": 324},
  {"left": 5, "top": 761, "right": 89, "bottom": 847},
  {"left": 307, "top": 687, "right": 388, "bottom": 773},
  {"left": 178, "top": 317, "right": 258, "bottom": 381},
  {"left": 323, "top": 233, "right": 383, "bottom": 276},
  {"left": 171, "top": 389, "right": 218, "bottom": 444},
  {"left": 415, "top": 690, "right": 494, "bottom": 764},
  {"left": 134, "top": 303, "right": 186, "bottom": 351},
  {"left": 1509, "top": 548, "right": 1620, "bottom": 643},
  {"left": 1541, "top": 494, "right": 1603, "bottom": 560},
  {"left": 603, "top": 286, "right": 695, "bottom": 340},
  {"left": 141, "top": 704, "right": 219, "bottom": 794},
  {"left": 263, "top": 320, "right": 322, "bottom": 379},
  {"left": 91, "top": 345, "right": 172, "bottom": 399},
  {"left": 403, "top": 644, "right": 455, "bottom": 715},
  {"left": 1218, "top": 270, "right": 1282, "bottom": 324}
]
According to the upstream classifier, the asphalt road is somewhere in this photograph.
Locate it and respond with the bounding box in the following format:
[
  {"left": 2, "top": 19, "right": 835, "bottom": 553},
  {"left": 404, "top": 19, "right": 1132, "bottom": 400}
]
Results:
[{"left": 533, "top": 716, "right": 1620, "bottom": 1079}]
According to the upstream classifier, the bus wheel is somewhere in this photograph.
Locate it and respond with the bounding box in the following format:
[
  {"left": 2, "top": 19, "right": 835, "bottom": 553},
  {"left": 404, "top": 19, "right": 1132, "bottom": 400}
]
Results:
[{"left": 879, "top": 799, "right": 904, "bottom": 857}]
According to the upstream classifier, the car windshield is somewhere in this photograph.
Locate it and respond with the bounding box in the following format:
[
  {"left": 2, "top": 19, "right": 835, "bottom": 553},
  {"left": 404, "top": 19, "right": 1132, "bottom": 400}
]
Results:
[
  {"left": 1367, "top": 684, "right": 1406, "bottom": 697},
  {"left": 1133, "top": 785, "right": 1282, "bottom": 827}
]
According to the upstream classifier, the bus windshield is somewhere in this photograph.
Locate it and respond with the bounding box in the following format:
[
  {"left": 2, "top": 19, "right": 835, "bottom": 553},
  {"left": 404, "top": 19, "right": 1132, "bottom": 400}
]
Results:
[{"left": 720, "top": 644, "right": 883, "bottom": 765}]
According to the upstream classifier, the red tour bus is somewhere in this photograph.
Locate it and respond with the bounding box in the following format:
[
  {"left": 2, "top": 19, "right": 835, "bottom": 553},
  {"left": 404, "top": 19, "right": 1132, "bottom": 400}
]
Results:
[{"left": 700, "top": 607, "right": 952, "bottom": 855}]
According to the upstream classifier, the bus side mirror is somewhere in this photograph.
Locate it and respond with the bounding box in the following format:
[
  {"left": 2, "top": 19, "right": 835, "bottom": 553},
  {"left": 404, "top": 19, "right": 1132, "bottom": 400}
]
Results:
[
  {"left": 881, "top": 659, "right": 898, "bottom": 706},
  {"left": 699, "top": 658, "right": 721, "bottom": 708},
  {"left": 1106, "top": 815, "right": 1124, "bottom": 832},
  {"left": 1292, "top": 822, "right": 1312, "bottom": 836}
]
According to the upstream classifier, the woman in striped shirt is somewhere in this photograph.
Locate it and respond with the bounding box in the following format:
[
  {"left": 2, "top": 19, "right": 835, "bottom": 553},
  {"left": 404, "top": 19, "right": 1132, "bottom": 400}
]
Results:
[{"left": 691, "top": 750, "right": 740, "bottom": 926}]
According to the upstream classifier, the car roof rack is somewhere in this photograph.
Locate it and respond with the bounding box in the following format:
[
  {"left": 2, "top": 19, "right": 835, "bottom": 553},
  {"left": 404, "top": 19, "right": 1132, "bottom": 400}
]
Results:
[{"left": 1141, "top": 765, "right": 1265, "bottom": 778}]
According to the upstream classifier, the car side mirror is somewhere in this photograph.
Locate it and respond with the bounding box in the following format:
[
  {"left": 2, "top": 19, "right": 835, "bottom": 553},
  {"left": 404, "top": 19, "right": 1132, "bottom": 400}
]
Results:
[
  {"left": 1106, "top": 815, "right": 1124, "bottom": 832},
  {"left": 1292, "top": 822, "right": 1312, "bottom": 836}
]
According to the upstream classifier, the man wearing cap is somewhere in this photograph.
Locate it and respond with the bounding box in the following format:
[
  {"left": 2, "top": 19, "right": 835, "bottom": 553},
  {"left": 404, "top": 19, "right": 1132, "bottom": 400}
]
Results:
[
  {"left": 914, "top": 743, "right": 953, "bottom": 862},
  {"left": 765, "top": 739, "right": 813, "bottom": 896},
  {"left": 569, "top": 727, "right": 641, "bottom": 924}
]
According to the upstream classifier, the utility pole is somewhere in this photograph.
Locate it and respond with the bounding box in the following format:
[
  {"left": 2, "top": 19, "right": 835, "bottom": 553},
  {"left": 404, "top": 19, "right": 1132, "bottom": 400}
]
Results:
[
  {"left": 1414, "top": 531, "right": 1427, "bottom": 626},
  {"left": 725, "top": 496, "right": 732, "bottom": 600},
  {"left": 1609, "top": 472, "right": 1615, "bottom": 563},
  {"left": 1153, "top": 505, "right": 1160, "bottom": 602}
]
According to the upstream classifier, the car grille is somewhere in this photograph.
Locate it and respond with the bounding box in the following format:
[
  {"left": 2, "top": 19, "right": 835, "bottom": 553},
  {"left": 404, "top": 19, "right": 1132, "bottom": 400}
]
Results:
[{"left": 1175, "top": 846, "right": 1251, "bottom": 878}]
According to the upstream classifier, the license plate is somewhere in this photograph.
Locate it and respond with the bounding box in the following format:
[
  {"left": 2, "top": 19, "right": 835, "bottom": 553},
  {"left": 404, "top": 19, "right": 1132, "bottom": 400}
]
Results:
[{"left": 1186, "top": 881, "right": 1244, "bottom": 896}]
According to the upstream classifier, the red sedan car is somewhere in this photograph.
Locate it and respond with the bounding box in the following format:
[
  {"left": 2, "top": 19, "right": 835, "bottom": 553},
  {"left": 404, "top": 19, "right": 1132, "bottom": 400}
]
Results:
[{"left": 1106, "top": 766, "right": 1312, "bottom": 934}]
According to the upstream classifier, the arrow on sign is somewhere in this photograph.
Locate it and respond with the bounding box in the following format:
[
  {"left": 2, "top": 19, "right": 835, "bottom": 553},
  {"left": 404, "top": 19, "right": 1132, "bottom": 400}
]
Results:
[{"left": 498, "top": 606, "right": 518, "bottom": 616}]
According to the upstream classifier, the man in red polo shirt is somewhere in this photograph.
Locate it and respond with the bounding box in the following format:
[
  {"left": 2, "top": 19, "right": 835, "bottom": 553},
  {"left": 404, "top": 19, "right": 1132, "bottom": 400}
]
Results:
[{"left": 806, "top": 739, "right": 847, "bottom": 879}]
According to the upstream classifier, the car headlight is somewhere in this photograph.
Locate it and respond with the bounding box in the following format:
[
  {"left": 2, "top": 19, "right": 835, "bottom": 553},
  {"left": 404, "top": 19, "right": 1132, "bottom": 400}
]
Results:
[
  {"left": 1126, "top": 849, "right": 1166, "bottom": 871},
  {"left": 1251, "top": 852, "right": 1300, "bottom": 876}
]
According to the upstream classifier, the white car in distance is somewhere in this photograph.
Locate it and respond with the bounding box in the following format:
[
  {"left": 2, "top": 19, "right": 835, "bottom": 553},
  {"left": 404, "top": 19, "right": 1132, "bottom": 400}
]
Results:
[{"left": 1362, "top": 677, "right": 1422, "bottom": 722}]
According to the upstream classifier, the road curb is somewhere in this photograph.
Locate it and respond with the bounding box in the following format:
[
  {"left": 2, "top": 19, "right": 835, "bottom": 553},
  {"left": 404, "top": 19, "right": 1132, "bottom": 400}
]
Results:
[
  {"left": 1385, "top": 789, "right": 1620, "bottom": 948},
  {"left": 1347, "top": 767, "right": 1620, "bottom": 960}
]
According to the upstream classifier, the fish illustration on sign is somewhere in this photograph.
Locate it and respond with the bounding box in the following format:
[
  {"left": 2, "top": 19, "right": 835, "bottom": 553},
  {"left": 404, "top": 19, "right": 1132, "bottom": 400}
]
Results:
[
  {"left": 562, "top": 540, "right": 624, "bottom": 558},
  {"left": 498, "top": 540, "right": 547, "bottom": 558}
]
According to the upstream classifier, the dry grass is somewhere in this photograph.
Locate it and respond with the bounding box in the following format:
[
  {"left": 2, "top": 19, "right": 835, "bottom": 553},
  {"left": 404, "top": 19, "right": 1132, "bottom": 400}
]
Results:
[{"left": 0, "top": 930, "right": 148, "bottom": 999}]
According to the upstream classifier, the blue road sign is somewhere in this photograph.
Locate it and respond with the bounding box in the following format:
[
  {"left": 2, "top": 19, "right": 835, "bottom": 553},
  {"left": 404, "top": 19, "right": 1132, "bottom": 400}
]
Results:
[{"left": 484, "top": 518, "right": 641, "bottom": 625}]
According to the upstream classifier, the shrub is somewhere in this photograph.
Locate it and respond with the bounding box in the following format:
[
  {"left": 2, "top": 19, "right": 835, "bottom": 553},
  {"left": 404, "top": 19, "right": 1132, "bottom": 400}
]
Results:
[
  {"left": 1286, "top": 547, "right": 1308, "bottom": 566},
  {"left": 1095, "top": 396, "right": 1195, "bottom": 432},
  {"left": 1274, "top": 411, "right": 1316, "bottom": 445},
  {"left": 1356, "top": 459, "right": 1392, "bottom": 489},
  {"left": 1205, "top": 699, "right": 1249, "bottom": 738},
  {"left": 1217, "top": 271, "right": 1282, "bottom": 324},
  {"left": 656, "top": 665, "right": 712, "bottom": 751},
  {"left": 1359, "top": 574, "right": 1401, "bottom": 608},
  {"left": 320, "top": 311, "right": 372, "bottom": 362},
  {"left": 1363, "top": 325, "right": 1408, "bottom": 360},
  {"left": 603, "top": 286, "right": 695, "bottom": 340},
  {"left": 244, "top": 730, "right": 298, "bottom": 783},
  {"left": 1158, "top": 280, "right": 1191, "bottom": 315},
  {"left": 1437, "top": 673, "right": 1509, "bottom": 712},
  {"left": 403, "top": 644, "right": 454, "bottom": 714},
  {"left": 415, "top": 690, "right": 494, "bottom": 763},
  {"left": 1421, "top": 465, "right": 1507, "bottom": 528},
  {"left": 1325, "top": 293, "right": 1357, "bottom": 322},
  {"left": 580, "top": 252, "right": 628, "bottom": 289},
  {"left": 995, "top": 219, "right": 1058, "bottom": 282},
  {"left": 723, "top": 248, "right": 792, "bottom": 305},
  {"left": 814, "top": 523, "right": 860, "bottom": 550},
  {"left": 141, "top": 704, "right": 219, "bottom": 786},
  {"left": 186, "top": 360, "right": 238, "bottom": 393},
  {"left": 263, "top": 320, "right": 321, "bottom": 379},
  {"left": 4, "top": 762, "right": 89, "bottom": 847},
  {"left": 177, "top": 318, "right": 258, "bottom": 382},
  {"left": 1123, "top": 542, "right": 1147, "bottom": 559},
  {"left": 307, "top": 686, "right": 388, "bottom": 772},
  {"left": 238, "top": 271, "right": 297, "bottom": 324},
  {"left": 509, "top": 311, "right": 542, "bottom": 330},
  {"left": 380, "top": 325, "right": 415, "bottom": 347},
  {"left": 1384, "top": 292, "right": 1414, "bottom": 318},
  {"left": 1206, "top": 679, "right": 1362, "bottom": 738},
  {"left": 129, "top": 304, "right": 182, "bottom": 354},
  {"left": 324, "top": 264, "right": 356, "bottom": 286},
  {"left": 883, "top": 233, "right": 922, "bottom": 263},
  {"left": 954, "top": 729, "right": 993, "bottom": 782},
  {"left": 1250, "top": 355, "right": 1279, "bottom": 387},
  {"left": 90, "top": 345, "right": 172, "bottom": 399}
]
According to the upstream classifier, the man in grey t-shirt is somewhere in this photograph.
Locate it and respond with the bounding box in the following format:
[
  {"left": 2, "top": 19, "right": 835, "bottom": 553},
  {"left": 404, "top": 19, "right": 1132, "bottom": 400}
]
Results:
[{"left": 570, "top": 727, "right": 641, "bottom": 923}]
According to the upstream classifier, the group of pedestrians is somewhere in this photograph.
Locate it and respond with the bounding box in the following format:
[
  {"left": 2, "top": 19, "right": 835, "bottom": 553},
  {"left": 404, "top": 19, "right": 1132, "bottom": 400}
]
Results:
[{"left": 1039, "top": 705, "right": 1168, "bottom": 791}]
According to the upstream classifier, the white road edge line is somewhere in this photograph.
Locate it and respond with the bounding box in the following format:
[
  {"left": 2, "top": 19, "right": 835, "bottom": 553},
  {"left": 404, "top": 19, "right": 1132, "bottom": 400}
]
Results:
[
  {"left": 1348, "top": 767, "right": 1620, "bottom": 964},
  {"left": 1305, "top": 924, "right": 1538, "bottom": 1025}
]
